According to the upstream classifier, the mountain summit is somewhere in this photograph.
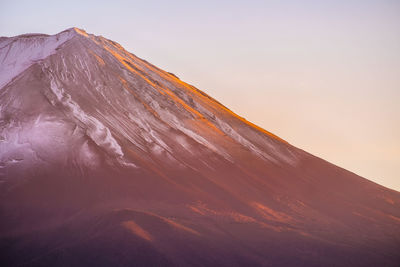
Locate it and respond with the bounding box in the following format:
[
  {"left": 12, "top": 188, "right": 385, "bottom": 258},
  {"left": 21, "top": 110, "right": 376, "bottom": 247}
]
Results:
[{"left": 1, "top": 28, "right": 399, "bottom": 266}]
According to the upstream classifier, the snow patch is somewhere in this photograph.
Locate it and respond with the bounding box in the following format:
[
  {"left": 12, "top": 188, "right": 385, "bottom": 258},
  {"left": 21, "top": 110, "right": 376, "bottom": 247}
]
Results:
[
  {"left": 214, "top": 117, "right": 277, "bottom": 163},
  {"left": 177, "top": 126, "right": 232, "bottom": 161},
  {"left": 0, "top": 29, "right": 78, "bottom": 88},
  {"left": 48, "top": 78, "right": 124, "bottom": 158},
  {"left": 0, "top": 116, "right": 75, "bottom": 168}
]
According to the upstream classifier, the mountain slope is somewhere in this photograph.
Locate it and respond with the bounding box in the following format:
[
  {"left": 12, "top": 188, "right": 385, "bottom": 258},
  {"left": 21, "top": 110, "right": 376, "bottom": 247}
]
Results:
[{"left": 0, "top": 28, "right": 399, "bottom": 266}]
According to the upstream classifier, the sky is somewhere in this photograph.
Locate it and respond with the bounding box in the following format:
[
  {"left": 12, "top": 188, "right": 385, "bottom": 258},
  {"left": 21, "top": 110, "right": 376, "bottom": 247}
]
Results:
[{"left": 1, "top": 0, "right": 399, "bottom": 191}]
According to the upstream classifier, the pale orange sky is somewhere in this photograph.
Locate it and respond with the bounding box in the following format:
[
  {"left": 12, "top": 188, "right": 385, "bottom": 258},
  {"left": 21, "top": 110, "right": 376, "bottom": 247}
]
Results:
[{"left": 1, "top": 0, "right": 399, "bottom": 191}]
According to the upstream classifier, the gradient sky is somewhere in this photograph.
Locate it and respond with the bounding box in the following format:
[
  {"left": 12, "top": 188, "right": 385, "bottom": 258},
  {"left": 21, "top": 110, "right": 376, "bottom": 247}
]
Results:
[{"left": 1, "top": 0, "right": 399, "bottom": 191}]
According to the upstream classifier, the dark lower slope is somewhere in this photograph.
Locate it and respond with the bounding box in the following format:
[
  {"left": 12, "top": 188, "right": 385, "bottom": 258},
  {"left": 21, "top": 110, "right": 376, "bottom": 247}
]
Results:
[
  {"left": 1, "top": 151, "right": 399, "bottom": 266},
  {"left": 1, "top": 206, "right": 399, "bottom": 267}
]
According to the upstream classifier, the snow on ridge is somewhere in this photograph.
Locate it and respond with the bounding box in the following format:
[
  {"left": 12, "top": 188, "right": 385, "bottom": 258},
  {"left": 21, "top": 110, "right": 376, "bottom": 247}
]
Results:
[
  {"left": 0, "top": 28, "right": 82, "bottom": 89},
  {"left": 70, "top": 27, "right": 89, "bottom": 37},
  {"left": 48, "top": 77, "right": 125, "bottom": 160}
]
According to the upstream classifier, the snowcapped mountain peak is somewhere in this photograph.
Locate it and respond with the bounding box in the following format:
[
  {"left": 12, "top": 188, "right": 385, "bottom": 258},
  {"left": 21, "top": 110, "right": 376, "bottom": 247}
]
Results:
[
  {"left": 0, "top": 28, "right": 84, "bottom": 88},
  {"left": 1, "top": 28, "right": 400, "bottom": 267},
  {"left": 62, "top": 27, "right": 89, "bottom": 37}
]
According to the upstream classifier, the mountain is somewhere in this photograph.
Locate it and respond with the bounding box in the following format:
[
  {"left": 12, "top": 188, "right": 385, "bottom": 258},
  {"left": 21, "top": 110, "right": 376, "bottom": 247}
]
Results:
[{"left": 0, "top": 27, "right": 399, "bottom": 267}]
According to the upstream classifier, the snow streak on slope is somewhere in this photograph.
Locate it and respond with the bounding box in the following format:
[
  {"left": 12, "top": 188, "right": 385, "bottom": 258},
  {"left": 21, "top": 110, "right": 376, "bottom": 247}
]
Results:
[
  {"left": 1, "top": 27, "right": 299, "bottom": 172},
  {"left": 48, "top": 77, "right": 124, "bottom": 158},
  {"left": 90, "top": 31, "right": 299, "bottom": 166}
]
